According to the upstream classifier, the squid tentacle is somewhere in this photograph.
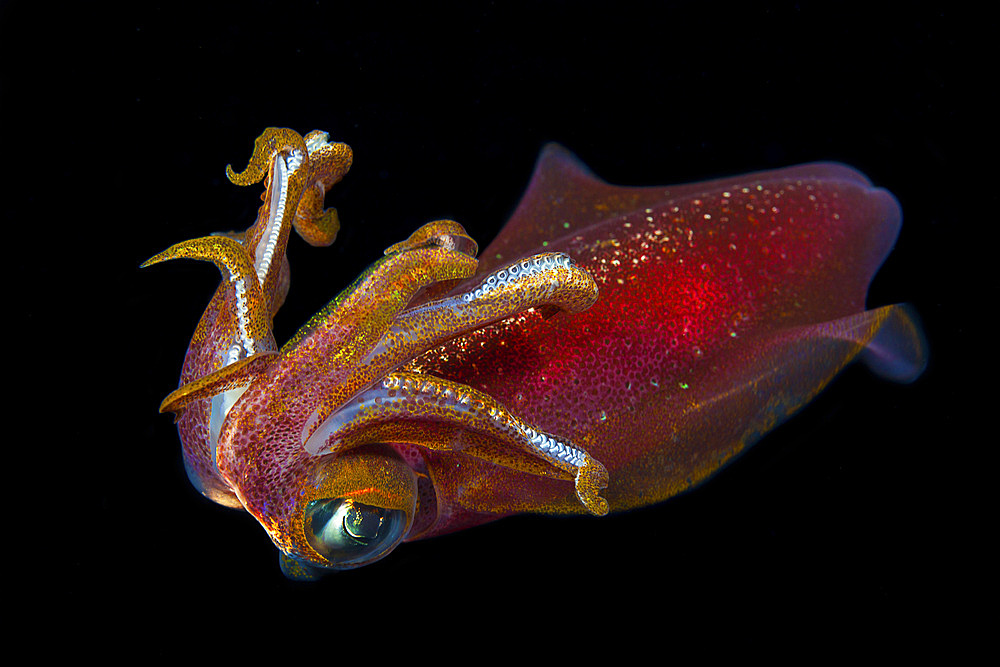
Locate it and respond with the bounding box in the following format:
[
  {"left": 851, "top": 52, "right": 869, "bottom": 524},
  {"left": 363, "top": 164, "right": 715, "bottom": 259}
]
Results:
[
  {"left": 365, "top": 251, "right": 598, "bottom": 368},
  {"left": 304, "top": 370, "right": 609, "bottom": 515},
  {"left": 292, "top": 131, "right": 352, "bottom": 247},
  {"left": 157, "top": 352, "right": 276, "bottom": 415}
]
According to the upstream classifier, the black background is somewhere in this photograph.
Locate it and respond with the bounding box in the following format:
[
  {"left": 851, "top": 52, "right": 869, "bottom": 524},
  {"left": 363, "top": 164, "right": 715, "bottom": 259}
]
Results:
[{"left": 5, "top": 0, "right": 976, "bottom": 647}]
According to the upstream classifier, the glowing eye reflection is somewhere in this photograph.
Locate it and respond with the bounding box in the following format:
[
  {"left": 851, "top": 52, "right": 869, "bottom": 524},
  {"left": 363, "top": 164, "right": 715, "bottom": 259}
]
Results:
[{"left": 304, "top": 498, "right": 408, "bottom": 567}]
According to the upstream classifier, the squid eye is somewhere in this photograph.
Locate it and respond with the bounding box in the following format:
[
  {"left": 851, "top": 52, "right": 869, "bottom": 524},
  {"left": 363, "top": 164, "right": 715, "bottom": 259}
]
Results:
[{"left": 304, "top": 498, "right": 409, "bottom": 567}]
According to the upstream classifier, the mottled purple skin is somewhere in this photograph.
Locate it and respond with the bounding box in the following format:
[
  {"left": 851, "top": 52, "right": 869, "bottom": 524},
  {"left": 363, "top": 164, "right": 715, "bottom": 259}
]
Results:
[
  {"left": 175, "top": 287, "right": 240, "bottom": 506},
  {"left": 174, "top": 205, "right": 292, "bottom": 509},
  {"left": 176, "top": 259, "right": 287, "bottom": 509}
]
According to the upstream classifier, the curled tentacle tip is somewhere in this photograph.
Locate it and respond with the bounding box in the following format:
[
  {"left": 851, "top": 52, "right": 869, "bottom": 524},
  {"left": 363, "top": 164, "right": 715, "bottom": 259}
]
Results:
[
  {"left": 384, "top": 220, "right": 479, "bottom": 258},
  {"left": 577, "top": 489, "right": 610, "bottom": 517},
  {"left": 591, "top": 498, "right": 610, "bottom": 517},
  {"left": 295, "top": 205, "right": 341, "bottom": 247},
  {"left": 226, "top": 127, "right": 309, "bottom": 186},
  {"left": 575, "top": 458, "right": 610, "bottom": 516},
  {"left": 225, "top": 160, "right": 266, "bottom": 186}
]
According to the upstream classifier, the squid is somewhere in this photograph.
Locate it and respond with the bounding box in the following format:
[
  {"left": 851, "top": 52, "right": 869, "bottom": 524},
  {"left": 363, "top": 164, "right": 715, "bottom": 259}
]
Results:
[{"left": 144, "top": 128, "right": 925, "bottom": 579}]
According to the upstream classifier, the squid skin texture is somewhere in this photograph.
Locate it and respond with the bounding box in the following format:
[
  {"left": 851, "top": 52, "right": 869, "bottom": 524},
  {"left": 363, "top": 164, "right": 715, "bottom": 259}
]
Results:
[
  {"left": 148, "top": 131, "right": 925, "bottom": 578},
  {"left": 404, "top": 146, "right": 925, "bottom": 535}
]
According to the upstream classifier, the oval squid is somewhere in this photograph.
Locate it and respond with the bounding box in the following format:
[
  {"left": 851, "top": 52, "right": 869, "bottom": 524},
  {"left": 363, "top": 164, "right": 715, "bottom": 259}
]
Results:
[{"left": 144, "top": 128, "right": 925, "bottom": 579}]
